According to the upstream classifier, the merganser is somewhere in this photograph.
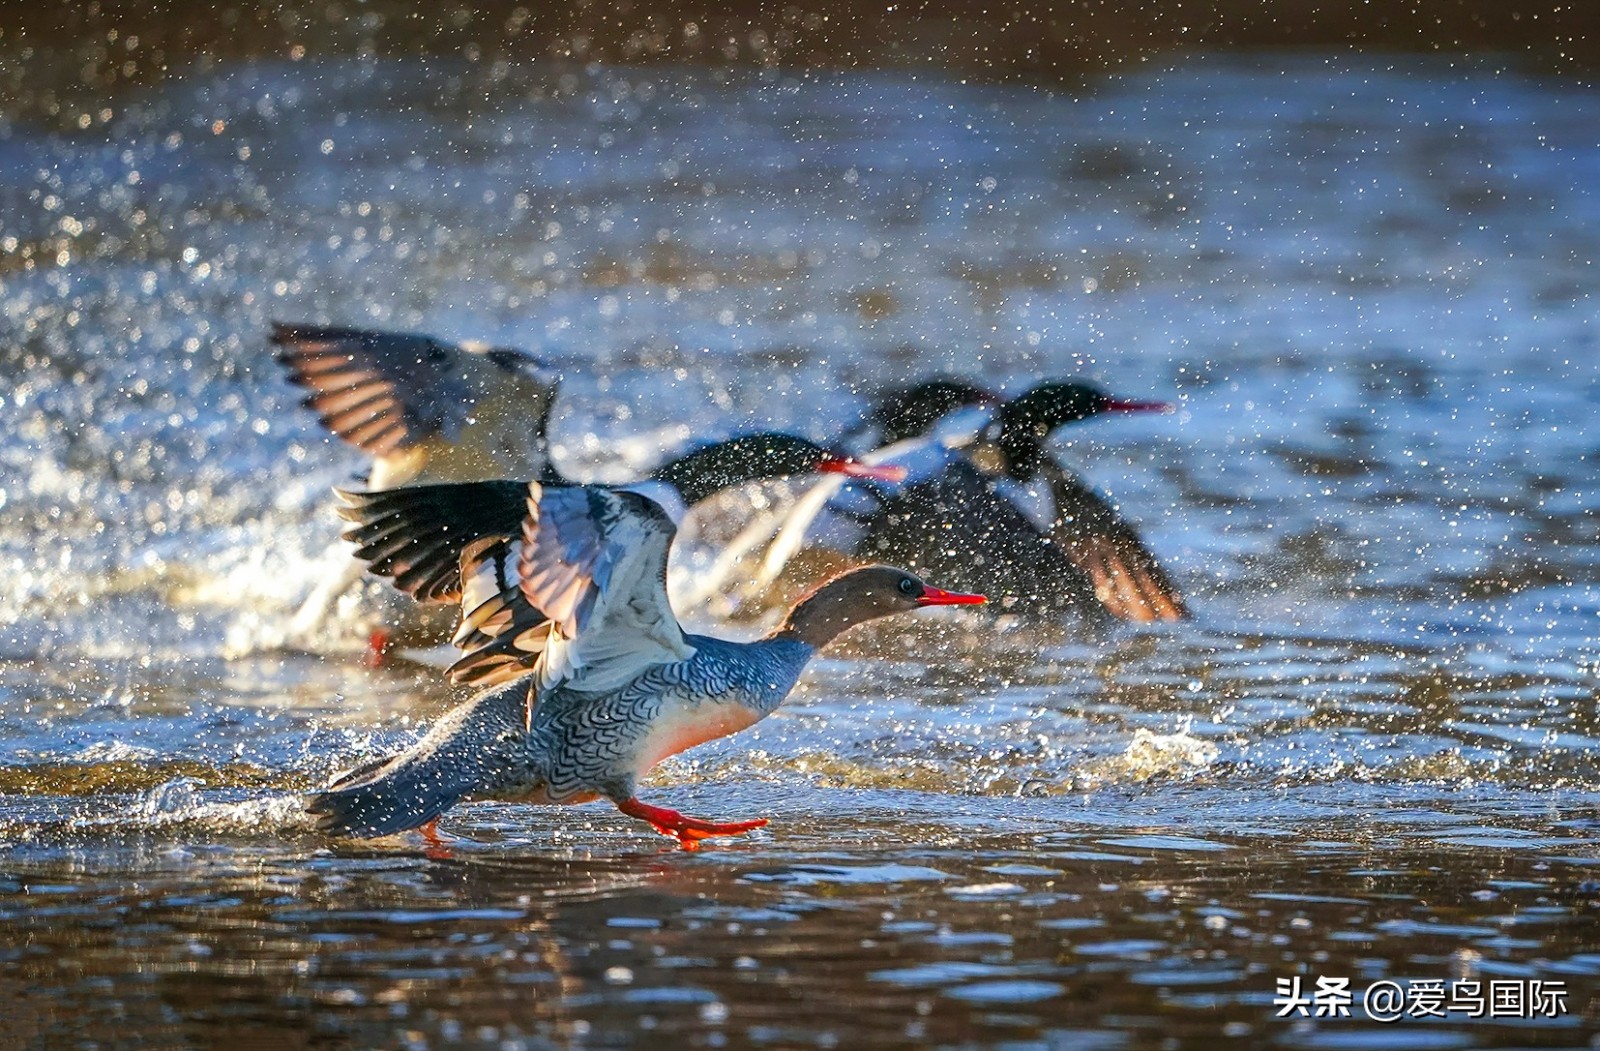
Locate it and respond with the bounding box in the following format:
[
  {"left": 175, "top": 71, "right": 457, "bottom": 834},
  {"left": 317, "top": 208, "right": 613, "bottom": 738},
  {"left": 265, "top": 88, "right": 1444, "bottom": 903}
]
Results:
[
  {"left": 274, "top": 321, "right": 563, "bottom": 645},
  {"left": 336, "top": 433, "right": 907, "bottom": 678},
  {"left": 855, "top": 378, "right": 1000, "bottom": 448},
  {"left": 754, "top": 381, "right": 1187, "bottom": 622},
  {"left": 271, "top": 321, "right": 562, "bottom": 488},
  {"left": 307, "top": 482, "right": 983, "bottom": 850}
]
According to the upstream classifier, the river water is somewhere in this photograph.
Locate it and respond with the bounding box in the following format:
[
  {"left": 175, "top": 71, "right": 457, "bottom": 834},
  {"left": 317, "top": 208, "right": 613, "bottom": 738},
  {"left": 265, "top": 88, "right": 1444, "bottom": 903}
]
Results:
[{"left": 2, "top": 49, "right": 1599, "bottom": 1048}]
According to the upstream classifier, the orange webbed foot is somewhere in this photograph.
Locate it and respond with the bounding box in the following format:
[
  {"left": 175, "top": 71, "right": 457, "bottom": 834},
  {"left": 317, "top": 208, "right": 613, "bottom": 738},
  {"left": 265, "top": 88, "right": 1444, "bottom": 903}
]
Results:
[
  {"left": 417, "top": 818, "right": 453, "bottom": 859},
  {"left": 616, "top": 797, "right": 768, "bottom": 852}
]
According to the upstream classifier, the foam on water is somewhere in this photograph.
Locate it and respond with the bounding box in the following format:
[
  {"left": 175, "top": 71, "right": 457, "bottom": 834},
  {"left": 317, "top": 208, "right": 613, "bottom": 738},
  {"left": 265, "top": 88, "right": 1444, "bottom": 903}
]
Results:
[{"left": 1068, "top": 727, "right": 1221, "bottom": 789}]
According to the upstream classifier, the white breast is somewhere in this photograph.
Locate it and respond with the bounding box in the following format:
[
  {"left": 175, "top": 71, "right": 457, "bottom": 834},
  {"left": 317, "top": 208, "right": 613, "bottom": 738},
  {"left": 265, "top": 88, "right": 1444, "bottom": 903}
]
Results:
[{"left": 634, "top": 699, "right": 767, "bottom": 775}]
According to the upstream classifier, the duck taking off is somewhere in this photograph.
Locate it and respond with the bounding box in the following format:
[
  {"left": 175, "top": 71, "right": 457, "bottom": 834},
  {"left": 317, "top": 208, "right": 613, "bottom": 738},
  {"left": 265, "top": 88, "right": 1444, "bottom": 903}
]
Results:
[
  {"left": 332, "top": 433, "right": 908, "bottom": 683},
  {"left": 274, "top": 322, "right": 563, "bottom": 645},
  {"left": 307, "top": 482, "right": 983, "bottom": 849},
  {"left": 753, "top": 380, "right": 1187, "bottom": 623},
  {"left": 272, "top": 321, "right": 562, "bottom": 489}
]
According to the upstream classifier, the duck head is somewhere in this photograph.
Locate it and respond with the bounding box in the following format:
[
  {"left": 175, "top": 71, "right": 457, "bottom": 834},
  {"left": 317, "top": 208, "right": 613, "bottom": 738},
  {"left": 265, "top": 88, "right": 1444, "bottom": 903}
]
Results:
[
  {"left": 992, "top": 382, "right": 1171, "bottom": 480},
  {"left": 868, "top": 379, "right": 1000, "bottom": 446},
  {"left": 778, "top": 565, "right": 985, "bottom": 647},
  {"left": 651, "top": 432, "right": 907, "bottom": 506}
]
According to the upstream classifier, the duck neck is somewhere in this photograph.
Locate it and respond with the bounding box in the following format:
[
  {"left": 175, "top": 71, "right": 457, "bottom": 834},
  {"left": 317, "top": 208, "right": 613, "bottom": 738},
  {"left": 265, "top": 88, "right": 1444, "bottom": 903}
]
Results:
[
  {"left": 993, "top": 423, "right": 1049, "bottom": 481},
  {"left": 992, "top": 386, "right": 1106, "bottom": 480},
  {"left": 772, "top": 586, "right": 869, "bottom": 648}
]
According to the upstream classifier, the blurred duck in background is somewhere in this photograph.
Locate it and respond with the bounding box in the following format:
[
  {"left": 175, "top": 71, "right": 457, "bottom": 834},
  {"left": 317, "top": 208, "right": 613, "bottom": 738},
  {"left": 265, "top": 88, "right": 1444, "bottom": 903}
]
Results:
[
  {"left": 743, "top": 378, "right": 1189, "bottom": 624},
  {"left": 330, "top": 434, "right": 906, "bottom": 680},
  {"left": 272, "top": 322, "right": 564, "bottom": 647},
  {"left": 675, "top": 378, "right": 999, "bottom": 608}
]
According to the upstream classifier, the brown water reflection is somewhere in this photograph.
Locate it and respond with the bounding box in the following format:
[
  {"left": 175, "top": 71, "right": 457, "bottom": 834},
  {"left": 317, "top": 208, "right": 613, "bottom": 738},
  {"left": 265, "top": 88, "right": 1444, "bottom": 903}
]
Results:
[
  {"left": 8, "top": 0, "right": 1598, "bottom": 118},
  {"left": 4, "top": 822, "right": 1597, "bottom": 1050}
]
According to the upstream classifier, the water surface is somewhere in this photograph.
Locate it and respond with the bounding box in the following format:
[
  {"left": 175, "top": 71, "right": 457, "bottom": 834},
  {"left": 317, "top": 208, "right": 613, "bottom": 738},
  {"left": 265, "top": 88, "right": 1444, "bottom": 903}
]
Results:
[{"left": 2, "top": 51, "right": 1599, "bottom": 1048}]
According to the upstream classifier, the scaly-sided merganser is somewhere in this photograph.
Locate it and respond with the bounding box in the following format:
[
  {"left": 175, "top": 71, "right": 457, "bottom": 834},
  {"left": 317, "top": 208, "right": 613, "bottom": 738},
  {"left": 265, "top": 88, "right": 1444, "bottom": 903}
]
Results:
[
  {"left": 307, "top": 482, "right": 983, "bottom": 849},
  {"left": 274, "top": 321, "right": 563, "bottom": 644},
  {"left": 336, "top": 433, "right": 907, "bottom": 674},
  {"left": 272, "top": 321, "right": 563, "bottom": 488},
  {"left": 755, "top": 381, "right": 1187, "bottom": 622}
]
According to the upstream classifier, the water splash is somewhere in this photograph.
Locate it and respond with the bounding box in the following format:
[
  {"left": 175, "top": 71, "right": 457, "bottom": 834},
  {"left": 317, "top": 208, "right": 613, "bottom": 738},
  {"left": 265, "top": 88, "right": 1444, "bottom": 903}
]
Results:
[{"left": 1067, "top": 728, "right": 1221, "bottom": 791}]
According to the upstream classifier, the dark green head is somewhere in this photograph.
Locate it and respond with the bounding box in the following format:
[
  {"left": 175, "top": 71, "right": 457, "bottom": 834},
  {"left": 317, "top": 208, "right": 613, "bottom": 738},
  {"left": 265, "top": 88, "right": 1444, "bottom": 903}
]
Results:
[
  {"left": 869, "top": 379, "right": 999, "bottom": 446},
  {"left": 652, "top": 432, "right": 905, "bottom": 506},
  {"left": 994, "top": 382, "right": 1171, "bottom": 480}
]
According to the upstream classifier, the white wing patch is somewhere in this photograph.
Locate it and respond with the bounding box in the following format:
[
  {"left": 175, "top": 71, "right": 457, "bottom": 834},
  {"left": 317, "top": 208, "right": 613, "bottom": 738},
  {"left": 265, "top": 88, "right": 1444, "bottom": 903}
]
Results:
[{"left": 518, "top": 484, "right": 696, "bottom": 696}]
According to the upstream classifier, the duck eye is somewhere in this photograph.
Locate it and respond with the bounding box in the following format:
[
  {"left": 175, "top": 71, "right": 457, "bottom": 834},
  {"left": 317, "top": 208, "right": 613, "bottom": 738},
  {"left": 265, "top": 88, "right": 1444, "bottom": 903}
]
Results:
[{"left": 897, "top": 577, "right": 918, "bottom": 596}]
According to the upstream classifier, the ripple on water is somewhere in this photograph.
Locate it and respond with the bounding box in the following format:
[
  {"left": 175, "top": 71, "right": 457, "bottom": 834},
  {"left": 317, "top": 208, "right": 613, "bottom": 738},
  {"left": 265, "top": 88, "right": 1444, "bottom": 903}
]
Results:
[
  {"left": 983, "top": 863, "right": 1064, "bottom": 877},
  {"left": 1039, "top": 918, "right": 1108, "bottom": 932},
  {"left": 942, "top": 980, "right": 1067, "bottom": 1004},
  {"left": 1128, "top": 966, "right": 1248, "bottom": 987},
  {"left": 944, "top": 881, "right": 1028, "bottom": 899},
  {"left": 869, "top": 961, "right": 1016, "bottom": 987},
  {"left": 740, "top": 863, "right": 955, "bottom": 886},
  {"left": 1095, "top": 834, "right": 1234, "bottom": 853},
  {"left": 1073, "top": 939, "right": 1168, "bottom": 958},
  {"left": 1279, "top": 1030, "right": 1478, "bottom": 1050}
]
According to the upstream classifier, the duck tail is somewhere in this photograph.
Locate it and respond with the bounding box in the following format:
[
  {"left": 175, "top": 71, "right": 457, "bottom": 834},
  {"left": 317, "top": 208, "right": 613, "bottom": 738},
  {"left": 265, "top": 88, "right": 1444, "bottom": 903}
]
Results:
[
  {"left": 306, "top": 680, "right": 533, "bottom": 838},
  {"left": 305, "top": 755, "right": 464, "bottom": 838}
]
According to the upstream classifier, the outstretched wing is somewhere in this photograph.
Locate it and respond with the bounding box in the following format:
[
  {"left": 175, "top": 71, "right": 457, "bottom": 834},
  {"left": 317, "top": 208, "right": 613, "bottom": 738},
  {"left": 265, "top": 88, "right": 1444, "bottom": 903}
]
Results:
[
  {"left": 335, "top": 481, "right": 530, "bottom": 602},
  {"left": 517, "top": 483, "right": 695, "bottom": 694},
  {"left": 333, "top": 480, "right": 694, "bottom": 691},
  {"left": 444, "top": 536, "right": 555, "bottom": 688},
  {"left": 1039, "top": 461, "right": 1188, "bottom": 623},
  {"left": 272, "top": 322, "right": 488, "bottom": 455}
]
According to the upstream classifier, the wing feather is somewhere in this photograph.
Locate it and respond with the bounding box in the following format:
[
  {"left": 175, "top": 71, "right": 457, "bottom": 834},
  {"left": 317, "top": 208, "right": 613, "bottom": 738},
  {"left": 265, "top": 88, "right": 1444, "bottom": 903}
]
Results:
[
  {"left": 334, "top": 481, "right": 530, "bottom": 603},
  {"left": 273, "top": 322, "right": 555, "bottom": 454},
  {"left": 517, "top": 483, "right": 694, "bottom": 694},
  {"left": 335, "top": 480, "right": 698, "bottom": 694},
  {"left": 446, "top": 621, "right": 555, "bottom": 688},
  {"left": 305, "top": 386, "right": 392, "bottom": 420},
  {"left": 1040, "top": 462, "right": 1188, "bottom": 623}
]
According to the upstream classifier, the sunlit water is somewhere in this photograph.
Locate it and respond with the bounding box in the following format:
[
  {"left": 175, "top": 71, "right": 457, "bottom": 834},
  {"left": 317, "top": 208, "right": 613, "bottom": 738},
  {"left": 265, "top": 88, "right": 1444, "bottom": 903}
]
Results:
[{"left": 2, "top": 50, "right": 1599, "bottom": 1047}]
